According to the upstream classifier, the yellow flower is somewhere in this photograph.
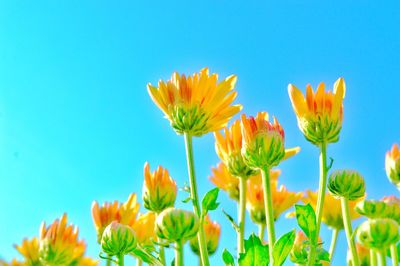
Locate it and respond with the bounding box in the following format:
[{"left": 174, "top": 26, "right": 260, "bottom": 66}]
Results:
[
  {"left": 241, "top": 112, "right": 286, "bottom": 169},
  {"left": 209, "top": 163, "right": 240, "bottom": 201},
  {"left": 91, "top": 193, "right": 140, "bottom": 242},
  {"left": 288, "top": 78, "right": 345, "bottom": 145},
  {"left": 0, "top": 259, "right": 25, "bottom": 266},
  {"left": 190, "top": 215, "right": 221, "bottom": 256},
  {"left": 14, "top": 238, "right": 39, "bottom": 266},
  {"left": 39, "top": 214, "right": 86, "bottom": 266},
  {"left": 246, "top": 171, "right": 302, "bottom": 223},
  {"left": 304, "top": 191, "right": 362, "bottom": 230},
  {"left": 143, "top": 162, "right": 177, "bottom": 213},
  {"left": 132, "top": 212, "right": 157, "bottom": 247},
  {"left": 385, "top": 143, "right": 400, "bottom": 189},
  {"left": 147, "top": 68, "right": 242, "bottom": 136}
]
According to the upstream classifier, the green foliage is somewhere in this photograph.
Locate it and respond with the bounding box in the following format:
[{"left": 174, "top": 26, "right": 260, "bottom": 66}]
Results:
[
  {"left": 222, "top": 209, "right": 239, "bottom": 233},
  {"left": 238, "top": 234, "right": 269, "bottom": 266},
  {"left": 295, "top": 204, "right": 317, "bottom": 241},
  {"left": 201, "top": 188, "right": 220, "bottom": 217},
  {"left": 222, "top": 248, "right": 235, "bottom": 266},
  {"left": 272, "top": 230, "right": 296, "bottom": 266}
]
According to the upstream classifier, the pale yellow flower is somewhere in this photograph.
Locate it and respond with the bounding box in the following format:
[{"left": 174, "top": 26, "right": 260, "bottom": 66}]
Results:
[
  {"left": 209, "top": 163, "right": 240, "bottom": 201},
  {"left": 132, "top": 212, "right": 157, "bottom": 246}
]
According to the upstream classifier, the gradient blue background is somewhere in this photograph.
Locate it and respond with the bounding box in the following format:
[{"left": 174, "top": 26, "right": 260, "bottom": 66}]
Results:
[{"left": 1, "top": 1, "right": 399, "bottom": 265}]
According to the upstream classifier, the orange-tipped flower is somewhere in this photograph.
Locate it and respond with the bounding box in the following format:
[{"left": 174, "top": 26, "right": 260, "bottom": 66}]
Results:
[
  {"left": 246, "top": 171, "right": 302, "bottom": 223},
  {"left": 14, "top": 238, "right": 39, "bottom": 266},
  {"left": 305, "top": 191, "right": 362, "bottom": 230},
  {"left": 143, "top": 162, "right": 177, "bottom": 213},
  {"left": 39, "top": 214, "right": 86, "bottom": 266},
  {"left": 190, "top": 215, "right": 221, "bottom": 256},
  {"left": 91, "top": 193, "right": 140, "bottom": 242},
  {"left": 241, "top": 112, "right": 286, "bottom": 169},
  {"left": 288, "top": 78, "right": 345, "bottom": 145},
  {"left": 132, "top": 212, "right": 157, "bottom": 247},
  {"left": 209, "top": 163, "right": 240, "bottom": 201},
  {"left": 214, "top": 120, "right": 257, "bottom": 178},
  {"left": 147, "top": 68, "right": 242, "bottom": 136},
  {"left": 385, "top": 143, "right": 400, "bottom": 190}
]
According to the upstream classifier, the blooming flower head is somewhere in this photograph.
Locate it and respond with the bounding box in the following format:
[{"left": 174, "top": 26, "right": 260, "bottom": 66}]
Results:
[
  {"left": 14, "top": 238, "right": 40, "bottom": 266},
  {"left": 189, "top": 215, "right": 221, "bottom": 256},
  {"left": 132, "top": 212, "right": 157, "bottom": 247},
  {"left": 39, "top": 214, "right": 86, "bottom": 266},
  {"left": 241, "top": 112, "right": 286, "bottom": 169},
  {"left": 246, "top": 170, "right": 302, "bottom": 223},
  {"left": 288, "top": 78, "right": 345, "bottom": 145},
  {"left": 91, "top": 194, "right": 140, "bottom": 242},
  {"left": 143, "top": 162, "right": 177, "bottom": 213},
  {"left": 101, "top": 221, "right": 137, "bottom": 257},
  {"left": 209, "top": 163, "right": 240, "bottom": 201},
  {"left": 385, "top": 143, "right": 400, "bottom": 190},
  {"left": 147, "top": 68, "right": 242, "bottom": 136},
  {"left": 305, "top": 191, "right": 362, "bottom": 230}
]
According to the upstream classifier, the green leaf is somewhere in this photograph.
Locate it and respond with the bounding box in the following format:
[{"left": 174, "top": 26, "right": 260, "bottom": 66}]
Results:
[
  {"left": 272, "top": 230, "right": 296, "bottom": 266},
  {"left": 238, "top": 233, "right": 269, "bottom": 266},
  {"left": 316, "top": 247, "right": 330, "bottom": 262},
  {"left": 182, "top": 196, "right": 191, "bottom": 203},
  {"left": 295, "top": 204, "right": 317, "bottom": 241},
  {"left": 222, "top": 209, "right": 239, "bottom": 232},
  {"left": 202, "top": 188, "right": 220, "bottom": 216},
  {"left": 222, "top": 248, "right": 235, "bottom": 266},
  {"left": 131, "top": 247, "right": 163, "bottom": 266}
]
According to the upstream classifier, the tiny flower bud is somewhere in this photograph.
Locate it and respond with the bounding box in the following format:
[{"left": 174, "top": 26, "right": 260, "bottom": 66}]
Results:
[
  {"left": 155, "top": 208, "right": 199, "bottom": 243},
  {"left": 328, "top": 170, "right": 366, "bottom": 200},
  {"left": 355, "top": 200, "right": 389, "bottom": 219},
  {"left": 189, "top": 215, "right": 221, "bottom": 256},
  {"left": 143, "top": 162, "right": 177, "bottom": 213},
  {"left": 385, "top": 144, "right": 400, "bottom": 190},
  {"left": 101, "top": 221, "right": 137, "bottom": 256},
  {"left": 357, "top": 218, "right": 400, "bottom": 250}
]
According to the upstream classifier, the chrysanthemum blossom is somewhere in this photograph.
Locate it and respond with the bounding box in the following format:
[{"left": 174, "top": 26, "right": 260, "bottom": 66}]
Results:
[
  {"left": 288, "top": 78, "right": 345, "bottom": 145},
  {"left": 132, "top": 212, "right": 157, "bottom": 247},
  {"left": 209, "top": 163, "right": 240, "bottom": 201},
  {"left": 147, "top": 68, "right": 242, "bottom": 136},
  {"left": 14, "top": 238, "right": 40, "bottom": 266},
  {"left": 385, "top": 143, "right": 400, "bottom": 190}
]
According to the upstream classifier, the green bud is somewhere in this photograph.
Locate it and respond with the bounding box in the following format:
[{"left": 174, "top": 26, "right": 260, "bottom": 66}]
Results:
[
  {"left": 101, "top": 221, "right": 137, "bottom": 256},
  {"left": 328, "top": 170, "right": 366, "bottom": 200},
  {"left": 357, "top": 218, "right": 400, "bottom": 250}
]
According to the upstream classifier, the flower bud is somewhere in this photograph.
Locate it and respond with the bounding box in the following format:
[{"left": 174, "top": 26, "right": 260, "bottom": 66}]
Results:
[
  {"left": 357, "top": 218, "right": 400, "bottom": 250},
  {"left": 101, "top": 221, "right": 137, "bottom": 256},
  {"left": 347, "top": 243, "right": 370, "bottom": 266},
  {"left": 241, "top": 112, "right": 286, "bottom": 169},
  {"left": 328, "top": 170, "right": 366, "bottom": 200},
  {"left": 382, "top": 196, "right": 400, "bottom": 224},
  {"left": 143, "top": 162, "right": 177, "bottom": 213},
  {"left": 355, "top": 200, "right": 389, "bottom": 219},
  {"left": 385, "top": 143, "right": 400, "bottom": 190},
  {"left": 155, "top": 208, "right": 199, "bottom": 242},
  {"left": 189, "top": 215, "right": 221, "bottom": 256}
]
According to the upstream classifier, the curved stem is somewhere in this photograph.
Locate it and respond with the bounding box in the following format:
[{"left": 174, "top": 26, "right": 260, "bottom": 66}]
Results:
[
  {"left": 238, "top": 177, "right": 247, "bottom": 255},
  {"left": 175, "top": 240, "right": 184, "bottom": 266},
  {"left": 341, "top": 197, "right": 359, "bottom": 266},
  {"left": 378, "top": 250, "right": 387, "bottom": 266},
  {"left": 390, "top": 244, "right": 398, "bottom": 266},
  {"left": 261, "top": 167, "right": 276, "bottom": 264},
  {"left": 308, "top": 142, "right": 328, "bottom": 266},
  {"left": 370, "top": 249, "right": 378, "bottom": 266},
  {"left": 117, "top": 254, "right": 124, "bottom": 266},
  {"left": 183, "top": 133, "right": 210, "bottom": 266},
  {"left": 328, "top": 228, "right": 339, "bottom": 261},
  {"left": 259, "top": 223, "right": 265, "bottom": 241}
]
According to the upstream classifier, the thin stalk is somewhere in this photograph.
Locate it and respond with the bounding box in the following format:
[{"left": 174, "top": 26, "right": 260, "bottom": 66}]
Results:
[
  {"left": 378, "top": 250, "right": 387, "bottom": 266},
  {"left": 117, "top": 254, "right": 124, "bottom": 266},
  {"left": 390, "top": 244, "right": 398, "bottom": 266},
  {"left": 370, "top": 249, "right": 378, "bottom": 266},
  {"left": 156, "top": 213, "right": 166, "bottom": 266},
  {"left": 308, "top": 142, "right": 328, "bottom": 266},
  {"left": 261, "top": 167, "right": 276, "bottom": 264},
  {"left": 258, "top": 223, "right": 265, "bottom": 241},
  {"left": 238, "top": 177, "right": 247, "bottom": 255},
  {"left": 106, "top": 258, "right": 111, "bottom": 266},
  {"left": 136, "top": 258, "right": 143, "bottom": 266},
  {"left": 328, "top": 228, "right": 339, "bottom": 261},
  {"left": 175, "top": 240, "right": 184, "bottom": 266},
  {"left": 183, "top": 133, "right": 210, "bottom": 266},
  {"left": 341, "top": 197, "right": 359, "bottom": 266}
]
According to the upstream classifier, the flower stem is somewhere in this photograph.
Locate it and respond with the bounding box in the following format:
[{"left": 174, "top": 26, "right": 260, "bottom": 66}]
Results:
[
  {"left": 238, "top": 177, "right": 247, "bottom": 255},
  {"left": 175, "top": 240, "right": 184, "bottom": 266},
  {"left": 391, "top": 244, "right": 398, "bottom": 266},
  {"left": 341, "top": 197, "right": 359, "bottom": 266},
  {"left": 370, "top": 249, "right": 378, "bottom": 266},
  {"left": 329, "top": 228, "right": 339, "bottom": 261},
  {"left": 156, "top": 213, "right": 167, "bottom": 266},
  {"left": 308, "top": 142, "right": 328, "bottom": 266},
  {"left": 117, "top": 254, "right": 124, "bottom": 266},
  {"left": 259, "top": 223, "right": 265, "bottom": 241},
  {"left": 378, "top": 250, "right": 387, "bottom": 266},
  {"left": 106, "top": 258, "right": 111, "bottom": 266},
  {"left": 183, "top": 133, "right": 210, "bottom": 266},
  {"left": 136, "top": 258, "right": 143, "bottom": 266},
  {"left": 261, "top": 167, "right": 276, "bottom": 264}
]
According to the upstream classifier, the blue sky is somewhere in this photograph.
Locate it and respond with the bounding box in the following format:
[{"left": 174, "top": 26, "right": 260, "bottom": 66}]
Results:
[{"left": 1, "top": 1, "right": 399, "bottom": 265}]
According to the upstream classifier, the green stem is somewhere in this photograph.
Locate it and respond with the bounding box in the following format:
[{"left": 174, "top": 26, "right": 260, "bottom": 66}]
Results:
[
  {"left": 258, "top": 223, "right": 265, "bottom": 241},
  {"left": 117, "top": 254, "right": 124, "bottom": 266},
  {"left": 183, "top": 133, "right": 210, "bottom": 266},
  {"left": 308, "top": 142, "right": 328, "bottom": 266},
  {"left": 328, "top": 228, "right": 339, "bottom": 261},
  {"left": 341, "top": 197, "right": 359, "bottom": 266},
  {"left": 175, "top": 240, "right": 184, "bottom": 266},
  {"left": 378, "top": 250, "right": 387, "bottom": 266},
  {"left": 136, "top": 258, "right": 143, "bottom": 266},
  {"left": 106, "top": 257, "right": 111, "bottom": 266},
  {"left": 156, "top": 212, "right": 167, "bottom": 266},
  {"left": 261, "top": 167, "right": 276, "bottom": 264},
  {"left": 390, "top": 245, "right": 398, "bottom": 266},
  {"left": 238, "top": 177, "right": 247, "bottom": 255},
  {"left": 370, "top": 249, "right": 378, "bottom": 266}
]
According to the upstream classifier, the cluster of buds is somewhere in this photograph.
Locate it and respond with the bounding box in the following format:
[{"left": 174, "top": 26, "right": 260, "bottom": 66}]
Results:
[
  {"left": 189, "top": 215, "right": 221, "bottom": 256},
  {"left": 328, "top": 170, "right": 366, "bottom": 200},
  {"left": 385, "top": 143, "right": 400, "bottom": 190},
  {"left": 100, "top": 221, "right": 137, "bottom": 257}
]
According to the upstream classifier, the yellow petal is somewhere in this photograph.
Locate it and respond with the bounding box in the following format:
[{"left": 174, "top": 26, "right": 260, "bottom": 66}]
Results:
[
  {"left": 288, "top": 84, "right": 308, "bottom": 118},
  {"left": 283, "top": 146, "right": 301, "bottom": 161}
]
